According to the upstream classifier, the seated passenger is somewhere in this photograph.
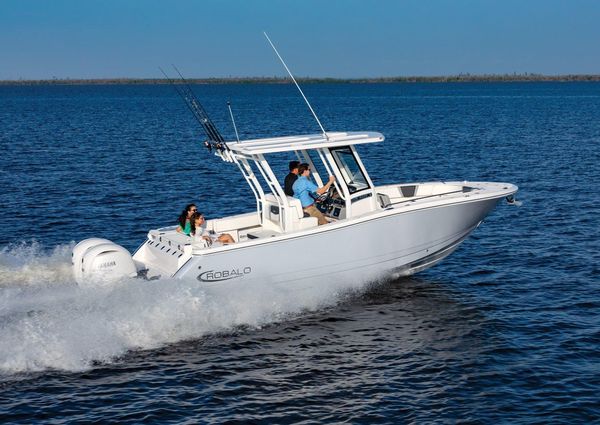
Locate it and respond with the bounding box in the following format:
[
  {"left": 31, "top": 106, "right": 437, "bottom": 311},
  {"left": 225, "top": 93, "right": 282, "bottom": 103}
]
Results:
[
  {"left": 190, "top": 212, "right": 235, "bottom": 245},
  {"left": 292, "top": 163, "right": 335, "bottom": 226},
  {"left": 176, "top": 204, "right": 197, "bottom": 235},
  {"left": 283, "top": 160, "right": 300, "bottom": 197}
]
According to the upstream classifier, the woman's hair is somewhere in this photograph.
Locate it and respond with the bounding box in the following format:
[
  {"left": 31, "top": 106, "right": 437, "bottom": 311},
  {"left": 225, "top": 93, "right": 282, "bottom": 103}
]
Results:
[
  {"left": 297, "top": 163, "right": 310, "bottom": 174},
  {"left": 178, "top": 204, "right": 197, "bottom": 228},
  {"left": 189, "top": 212, "right": 204, "bottom": 235}
]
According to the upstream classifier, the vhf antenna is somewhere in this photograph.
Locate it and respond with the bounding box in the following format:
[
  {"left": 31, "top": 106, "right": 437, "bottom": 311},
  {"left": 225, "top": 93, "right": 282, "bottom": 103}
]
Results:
[
  {"left": 227, "top": 101, "right": 240, "bottom": 142},
  {"left": 263, "top": 32, "right": 329, "bottom": 141}
]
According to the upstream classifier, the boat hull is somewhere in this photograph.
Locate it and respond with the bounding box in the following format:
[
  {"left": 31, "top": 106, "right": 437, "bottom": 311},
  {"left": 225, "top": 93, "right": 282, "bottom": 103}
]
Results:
[{"left": 172, "top": 195, "right": 503, "bottom": 289}]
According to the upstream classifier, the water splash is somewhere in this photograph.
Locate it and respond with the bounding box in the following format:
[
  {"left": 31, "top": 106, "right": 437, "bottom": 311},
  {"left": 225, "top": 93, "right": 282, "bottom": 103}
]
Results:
[
  {"left": 0, "top": 241, "right": 75, "bottom": 287},
  {"left": 0, "top": 242, "right": 369, "bottom": 373}
]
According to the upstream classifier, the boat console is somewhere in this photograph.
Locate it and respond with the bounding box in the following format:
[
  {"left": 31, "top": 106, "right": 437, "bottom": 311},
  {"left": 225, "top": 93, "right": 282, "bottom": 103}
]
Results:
[
  {"left": 316, "top": 187, "right": 347, "bottom": 220},
  {"left": 323, "top": 197, "right": 346, "bottom": 219}
]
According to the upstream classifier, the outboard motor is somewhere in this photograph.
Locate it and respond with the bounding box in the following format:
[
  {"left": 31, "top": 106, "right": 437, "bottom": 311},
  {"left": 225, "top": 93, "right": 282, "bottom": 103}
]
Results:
[{"left": 72, "top": 238, "right": 138, "bottom": 284}]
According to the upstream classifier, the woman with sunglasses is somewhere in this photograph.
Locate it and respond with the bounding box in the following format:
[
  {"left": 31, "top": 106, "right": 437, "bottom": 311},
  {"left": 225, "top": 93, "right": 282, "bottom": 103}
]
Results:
[
  {"left": 190, "top": 212, "right": 235, "bottom": 245},
  {"left": 176, "top": 204, "right": 197, "bottom": 235}
]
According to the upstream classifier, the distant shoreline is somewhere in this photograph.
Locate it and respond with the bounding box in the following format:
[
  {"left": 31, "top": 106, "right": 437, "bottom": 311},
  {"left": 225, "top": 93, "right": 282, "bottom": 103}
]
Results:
[{"left": 1, "top": 74, "right": 600, "bottom": 85}]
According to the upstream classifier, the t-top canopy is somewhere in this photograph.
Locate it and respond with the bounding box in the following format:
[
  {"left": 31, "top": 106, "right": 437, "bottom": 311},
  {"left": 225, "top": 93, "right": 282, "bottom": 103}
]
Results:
[{"left": 227, "top": 131, "right": 384, "bottom": 155}]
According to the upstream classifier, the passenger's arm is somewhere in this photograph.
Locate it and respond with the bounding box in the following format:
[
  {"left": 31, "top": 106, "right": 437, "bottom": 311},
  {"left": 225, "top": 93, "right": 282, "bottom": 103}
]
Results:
[{"left": 316, "top": 176, "right": 336, "bottom": 195}]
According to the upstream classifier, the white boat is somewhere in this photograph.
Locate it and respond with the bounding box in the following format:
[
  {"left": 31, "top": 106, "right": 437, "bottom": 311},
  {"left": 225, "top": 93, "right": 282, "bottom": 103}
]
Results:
[
  {"left": 72, "top": 37, "right": 518, "bottom": 286},
  {"left": 73, "top": 128, "right": 517, "bottom": 286}
]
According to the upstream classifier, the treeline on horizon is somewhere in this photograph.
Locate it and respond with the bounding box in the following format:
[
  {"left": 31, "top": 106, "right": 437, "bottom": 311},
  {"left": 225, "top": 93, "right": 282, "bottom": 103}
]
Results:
[{"left": 2, "top": 73, "right": 600, "bottom": 85}]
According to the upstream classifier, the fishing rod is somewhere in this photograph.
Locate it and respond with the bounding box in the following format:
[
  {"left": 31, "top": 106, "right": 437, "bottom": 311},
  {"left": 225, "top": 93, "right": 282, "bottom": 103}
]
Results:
[{"left": 159, "top": 66, "right": 228, "bottom": 154}]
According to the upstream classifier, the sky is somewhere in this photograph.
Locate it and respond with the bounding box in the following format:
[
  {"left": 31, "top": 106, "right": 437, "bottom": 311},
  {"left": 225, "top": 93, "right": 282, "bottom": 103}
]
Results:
[{"left": 1, "top": 0, "right": 599, "bottom": 80}]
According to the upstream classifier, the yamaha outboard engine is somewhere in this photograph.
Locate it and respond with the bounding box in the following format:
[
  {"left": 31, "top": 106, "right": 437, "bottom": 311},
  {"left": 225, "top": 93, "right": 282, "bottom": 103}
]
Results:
[{"left": 72, "top": 238, "right": 138, "bottom": 284}]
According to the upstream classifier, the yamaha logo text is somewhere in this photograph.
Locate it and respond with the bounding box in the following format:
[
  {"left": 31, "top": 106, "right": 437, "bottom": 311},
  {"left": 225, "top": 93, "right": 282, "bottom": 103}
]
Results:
[{"left": 99, "top": 261, "right": 117, "bottom": 269}]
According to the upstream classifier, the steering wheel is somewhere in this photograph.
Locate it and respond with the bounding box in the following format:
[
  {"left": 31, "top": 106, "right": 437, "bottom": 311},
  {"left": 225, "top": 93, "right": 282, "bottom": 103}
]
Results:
[{"left": 315, "top": 185, "right": 337, "bottom": 212}]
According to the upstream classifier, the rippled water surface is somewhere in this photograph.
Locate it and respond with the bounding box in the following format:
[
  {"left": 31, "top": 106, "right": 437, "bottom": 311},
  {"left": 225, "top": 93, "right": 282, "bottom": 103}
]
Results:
[{"left": 1, "top": 83, "right": 599, "bottom": 423}]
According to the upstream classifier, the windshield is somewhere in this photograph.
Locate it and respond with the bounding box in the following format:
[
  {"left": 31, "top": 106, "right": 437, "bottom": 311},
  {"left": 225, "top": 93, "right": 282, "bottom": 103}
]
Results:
[{"left": 331, "top": 147, "right": 369, "bottom": 194}]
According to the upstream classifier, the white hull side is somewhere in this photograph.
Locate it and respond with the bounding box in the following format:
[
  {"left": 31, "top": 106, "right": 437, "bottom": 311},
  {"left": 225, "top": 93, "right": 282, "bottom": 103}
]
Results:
[{"left": 172, "top": 197, "right": 501, "bottom": 289}]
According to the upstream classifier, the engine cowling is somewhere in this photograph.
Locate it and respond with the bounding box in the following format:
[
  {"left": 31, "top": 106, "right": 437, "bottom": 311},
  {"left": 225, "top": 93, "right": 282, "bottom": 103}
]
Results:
[{"left": 72, "top": 238, "right": 138, "bottom": 284}]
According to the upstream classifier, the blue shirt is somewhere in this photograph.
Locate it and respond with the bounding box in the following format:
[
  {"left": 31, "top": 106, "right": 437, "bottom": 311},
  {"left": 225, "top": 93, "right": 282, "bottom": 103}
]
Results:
[{"left": 293, "top": 176, "right": 319, "bottom": 207}]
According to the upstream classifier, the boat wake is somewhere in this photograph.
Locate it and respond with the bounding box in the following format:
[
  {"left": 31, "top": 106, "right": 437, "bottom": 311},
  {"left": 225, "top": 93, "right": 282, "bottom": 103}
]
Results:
[
  {"left": 0, "top": 241, "right": 75, "bottom": 287},
  {"left": 0, "top": 242, "right": 368, "bottom": 374}
]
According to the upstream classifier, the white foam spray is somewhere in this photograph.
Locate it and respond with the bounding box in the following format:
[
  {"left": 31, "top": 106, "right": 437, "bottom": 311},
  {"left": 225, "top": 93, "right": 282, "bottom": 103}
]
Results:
[
  {"left": 0, "top": 242, "right": 372, "bottom": 373},
  {"left": 0, "top": 241, "right": 74, "bottom": 287}
]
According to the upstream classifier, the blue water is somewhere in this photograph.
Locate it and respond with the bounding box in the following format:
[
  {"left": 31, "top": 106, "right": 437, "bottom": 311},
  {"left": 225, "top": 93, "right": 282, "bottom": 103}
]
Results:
[{"left": 1, "top": 83, "right": 599, "bottom": 423}]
